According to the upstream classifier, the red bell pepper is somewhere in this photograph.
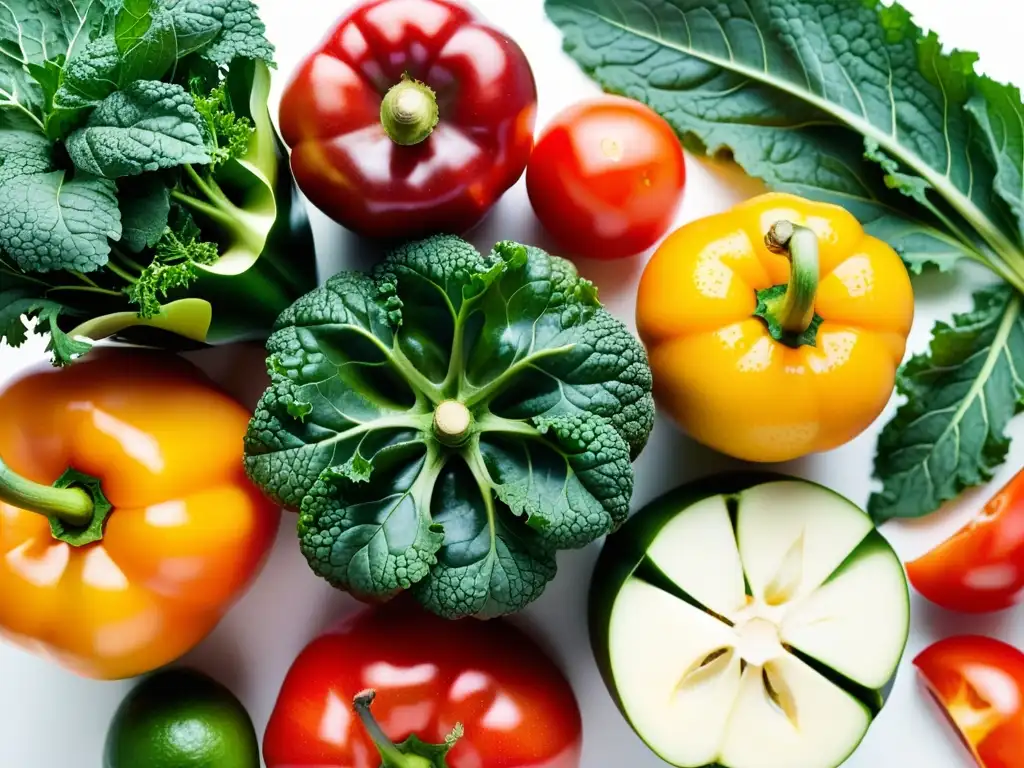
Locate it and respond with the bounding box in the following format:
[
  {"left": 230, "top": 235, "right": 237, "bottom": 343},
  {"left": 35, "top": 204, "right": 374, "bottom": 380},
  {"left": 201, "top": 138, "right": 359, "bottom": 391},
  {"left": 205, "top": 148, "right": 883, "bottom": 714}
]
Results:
[
  {"left": 263, "top": 600, "right": 583, "bottom": 768},
  {"left": 279, "top": 0, "right": 537, "bottom": 240}
]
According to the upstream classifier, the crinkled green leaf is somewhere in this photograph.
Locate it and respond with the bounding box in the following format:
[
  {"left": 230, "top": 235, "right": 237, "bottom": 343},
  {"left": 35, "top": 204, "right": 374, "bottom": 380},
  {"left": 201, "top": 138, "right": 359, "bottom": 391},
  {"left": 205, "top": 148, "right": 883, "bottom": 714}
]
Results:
[
  {"left": 544, "top": 0, "right": 1015, "bottom": 276},
  {"left": 244, "top": 235, "right": 652, "bottom": 619},
  {"left": 479, "top": 413, "right": 632, "bottom": 548},
  {"left": 66, "top": 80, "right": 210, "bottom": 177},
  {"left": 968, "top": 78, "right": 1024, "bottom": 244},
  {"left": 298, "top": 442, "right": 446, "bottom": 601},
  {"left": 162, "top": 0, "right": 273, "bottom": 66},
  {"left": 0, "top": 129, "right": 120, "bottom": 272},
  {"left": 117, "top": 174, "right": 170, "bottom": 252},
  {"left": 870, "top": 285, "right": 1024, "bottom": 522}
]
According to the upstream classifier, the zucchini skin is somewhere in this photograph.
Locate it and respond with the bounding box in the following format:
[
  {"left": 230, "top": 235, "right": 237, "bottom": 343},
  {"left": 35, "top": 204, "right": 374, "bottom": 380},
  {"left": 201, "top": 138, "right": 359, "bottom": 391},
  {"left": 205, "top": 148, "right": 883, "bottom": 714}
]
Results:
[{"left": 588, "top": 472, "right": 909, "bottom": 768}]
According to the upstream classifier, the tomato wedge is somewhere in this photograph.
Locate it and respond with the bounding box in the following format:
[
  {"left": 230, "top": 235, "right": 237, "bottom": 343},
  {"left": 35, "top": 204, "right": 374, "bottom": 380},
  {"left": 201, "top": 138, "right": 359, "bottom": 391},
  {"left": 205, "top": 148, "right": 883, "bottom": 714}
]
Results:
[
  {"left": 915, "top": 636, "right": 1024, "bottom": 768},
  {"left": 907, "top": 468, "right": 1024, "bottom": 613}
]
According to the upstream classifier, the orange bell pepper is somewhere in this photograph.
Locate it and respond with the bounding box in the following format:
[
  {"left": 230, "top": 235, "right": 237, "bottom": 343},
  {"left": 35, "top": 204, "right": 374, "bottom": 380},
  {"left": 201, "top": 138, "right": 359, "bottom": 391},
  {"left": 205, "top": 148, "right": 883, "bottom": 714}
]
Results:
[
  {"left": 636, "top": 192, "right": 914, "bottom": 462},
  {"left": 0, "top": 351, "right": 279, "bottom": 680}
]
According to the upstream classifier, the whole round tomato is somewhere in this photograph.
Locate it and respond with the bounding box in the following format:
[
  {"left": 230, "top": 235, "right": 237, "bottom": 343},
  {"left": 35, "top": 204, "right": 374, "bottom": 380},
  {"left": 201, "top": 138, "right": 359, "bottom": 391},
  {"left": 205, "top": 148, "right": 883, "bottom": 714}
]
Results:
[
  {"left": 263, "top": 599, "right": 582, "bottom": 768},
  {"left": 907, "top": 468, "right": 1024, "bottom": 613},
  {"left": 526, "top": 96, "right": 686, "bottom": 260},
  {"left": 915, "top": 635, "right": 1024, "bottom": 768}
]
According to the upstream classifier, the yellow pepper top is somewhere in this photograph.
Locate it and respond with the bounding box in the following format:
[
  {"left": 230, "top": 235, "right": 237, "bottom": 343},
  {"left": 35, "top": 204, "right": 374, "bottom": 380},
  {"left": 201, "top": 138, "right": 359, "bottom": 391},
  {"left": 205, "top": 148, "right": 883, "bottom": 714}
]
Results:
[{"left": 636, "top": 192, "right": 914, "bottom": 463}]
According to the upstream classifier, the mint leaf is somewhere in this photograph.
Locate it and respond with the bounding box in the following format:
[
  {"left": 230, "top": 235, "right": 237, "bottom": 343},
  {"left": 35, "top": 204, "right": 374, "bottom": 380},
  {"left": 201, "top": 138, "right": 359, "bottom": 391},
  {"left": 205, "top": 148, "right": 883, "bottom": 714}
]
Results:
[
  {"left": 66, "top": 80, "right": 210, "bottom": 177},
  {"left": 544, "top": 0, "right": 1015, "bottom": 276},
  {"left": 0, "top": 129, "right": 120, "bottom": 272},
  {"left": 870, "top": 285, "right": 1024, "bottom": 522},
  {"left": 118, "top": 174, "right": 170, "bottom": 252}
]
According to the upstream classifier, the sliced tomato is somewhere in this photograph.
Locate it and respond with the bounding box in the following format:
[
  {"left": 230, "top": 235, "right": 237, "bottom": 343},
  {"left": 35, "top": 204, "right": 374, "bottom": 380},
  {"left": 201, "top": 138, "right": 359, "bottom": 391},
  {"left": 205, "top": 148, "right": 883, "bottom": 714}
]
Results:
[
  {"left": 907, "top": 468, "right": 1024, "bottom": 613},
  {"left": 915, "top": 635, "right": 1024, "bottom": 768}
]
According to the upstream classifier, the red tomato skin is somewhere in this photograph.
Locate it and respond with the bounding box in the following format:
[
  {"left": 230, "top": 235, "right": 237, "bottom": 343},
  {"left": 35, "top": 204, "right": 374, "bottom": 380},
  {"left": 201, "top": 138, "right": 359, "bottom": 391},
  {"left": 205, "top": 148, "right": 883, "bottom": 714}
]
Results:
[
  {"left": 907, "top": 469, "right": 1024, "bottom": 613},
  {"left": 526, "top": 96, "right": 686, "bottom": 260},
  {"left": 915, "top": 636, "right": 1024, "bottom": 768},
  {"left": 263, "top": 599, "right": 583, "bottom": 768},
  {"left": 278, "top": 0, "right": 537, "bottom": 240}
]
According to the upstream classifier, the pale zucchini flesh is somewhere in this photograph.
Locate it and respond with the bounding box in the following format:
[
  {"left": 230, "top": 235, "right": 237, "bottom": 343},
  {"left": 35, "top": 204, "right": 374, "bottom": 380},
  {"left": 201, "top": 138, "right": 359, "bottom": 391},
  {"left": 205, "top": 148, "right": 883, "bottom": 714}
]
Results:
[{"left": 593, "top": 475, "right": 909, "bottom": 768}]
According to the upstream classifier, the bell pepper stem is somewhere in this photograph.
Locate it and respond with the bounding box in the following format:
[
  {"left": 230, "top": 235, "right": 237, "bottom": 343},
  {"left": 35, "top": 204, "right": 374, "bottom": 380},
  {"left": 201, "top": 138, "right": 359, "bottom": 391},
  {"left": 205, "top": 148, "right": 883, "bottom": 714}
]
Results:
[
  {"left": 764, "top": 221, "right": 820, "bottom": 334},
  {"left": 353, "top": 690, "right": 424, "bottom": 768},
  {"left": 381, "top": 75, "right": 439, "bottom": 146},
  {"left": 0, "top": 454, "right": 93, "bottom": 527}
]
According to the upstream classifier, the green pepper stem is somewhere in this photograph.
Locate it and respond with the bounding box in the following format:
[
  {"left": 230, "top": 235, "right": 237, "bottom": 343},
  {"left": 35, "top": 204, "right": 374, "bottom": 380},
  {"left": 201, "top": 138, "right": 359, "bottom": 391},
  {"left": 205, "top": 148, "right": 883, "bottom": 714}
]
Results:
[
  {"left": 353, "top": 690, "right": 424, "bottom": 768},
  {"left": 0, "top": 454, "right": 93, "bottom": 527},
  {"left": 380, "top": 76, "right": 439, "bottom": 146},
  {"left": 763, "top": 221, "right": 820, "bottom": 334}
]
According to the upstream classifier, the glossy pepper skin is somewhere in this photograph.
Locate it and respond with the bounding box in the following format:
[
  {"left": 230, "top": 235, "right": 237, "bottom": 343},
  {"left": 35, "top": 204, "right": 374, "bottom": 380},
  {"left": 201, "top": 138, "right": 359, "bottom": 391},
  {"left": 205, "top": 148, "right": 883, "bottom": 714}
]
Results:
[
  {"left": 263, "top": 599, "right": 583, "bottom": 768},
  {"left": 0, "top": 351, "right": 279, "bottom": 680},
  {"left": 279, "top": 0, "right": 537, "bottom": 239},
  {"left": 637, "top": 193, "right": 914, "bottom": 463}
]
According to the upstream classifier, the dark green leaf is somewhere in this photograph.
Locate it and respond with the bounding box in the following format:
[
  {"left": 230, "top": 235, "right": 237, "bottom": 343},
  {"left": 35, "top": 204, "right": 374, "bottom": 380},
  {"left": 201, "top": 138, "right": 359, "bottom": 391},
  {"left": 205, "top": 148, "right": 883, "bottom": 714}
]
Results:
[
  {"left": 0, "top": 129, "right": 120, "bottom": 272},
  {"left": 66, "top": 80, "right": 210, "bottom": 177},
  {"left": 478, "top": 413, "right": 632, "bottom": 548},
  {"left": 0, "top": 288, "right": 90, "bottom": 365},
  {"left": 968, "top": 77, "right": 1024, "bottom": 244},
  {"left": 413, "top": 456, "right": 557, "bottom": 619},
  {"left": 298, "top": 442, "right": 446, "bottom": 601},
  {"left": 162, "top": 0, "right": 274, "bottom": 66},
  {"left": 544, "top": 0, "right": 1016, "bottom": 275},
  {"left": 870, "top": 285, "right": 1024, "bottom": 522},
  {"left": 117, "top": 174, "right": 170, "bottom": 252},
  {"left": 244, "top": 236, "right": 653, "bottom": 619},
  {"left": 115, "top": 0, "right": 154, "bottom": 53}
]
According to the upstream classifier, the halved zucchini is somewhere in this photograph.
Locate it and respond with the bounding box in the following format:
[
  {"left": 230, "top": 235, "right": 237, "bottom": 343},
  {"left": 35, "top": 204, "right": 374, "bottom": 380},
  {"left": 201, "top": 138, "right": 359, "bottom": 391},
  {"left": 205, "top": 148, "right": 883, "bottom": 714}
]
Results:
[{"left": 590, "top": 474, "right": 910, "bottom": 768}]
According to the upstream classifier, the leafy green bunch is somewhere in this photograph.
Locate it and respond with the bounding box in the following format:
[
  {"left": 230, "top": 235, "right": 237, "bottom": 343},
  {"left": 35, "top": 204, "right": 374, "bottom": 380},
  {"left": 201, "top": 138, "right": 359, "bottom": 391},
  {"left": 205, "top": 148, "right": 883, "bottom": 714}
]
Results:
[
  {"left": 546, "top": 0, "right": 1024, "bottom": 522},
  {"left": 1, "top": 0, "right": 316, "bottom": 364},
  {"left": 243, "top": 235, "right": 655, "bottom": 620}
]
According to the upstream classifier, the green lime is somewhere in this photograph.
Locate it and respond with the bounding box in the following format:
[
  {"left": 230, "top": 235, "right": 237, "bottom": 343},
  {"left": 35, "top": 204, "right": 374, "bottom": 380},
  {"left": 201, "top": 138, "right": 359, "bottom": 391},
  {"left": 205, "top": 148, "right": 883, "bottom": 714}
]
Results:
[{"left": 104, "top": 667, "right": 259, "bottom": 768}]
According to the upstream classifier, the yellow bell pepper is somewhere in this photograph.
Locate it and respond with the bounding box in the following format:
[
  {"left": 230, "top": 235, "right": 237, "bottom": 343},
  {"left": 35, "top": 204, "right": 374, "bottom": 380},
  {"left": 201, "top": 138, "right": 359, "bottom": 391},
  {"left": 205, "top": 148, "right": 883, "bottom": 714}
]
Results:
[{"left": 636, "top": 192, "right": 914, "bottom": 463}]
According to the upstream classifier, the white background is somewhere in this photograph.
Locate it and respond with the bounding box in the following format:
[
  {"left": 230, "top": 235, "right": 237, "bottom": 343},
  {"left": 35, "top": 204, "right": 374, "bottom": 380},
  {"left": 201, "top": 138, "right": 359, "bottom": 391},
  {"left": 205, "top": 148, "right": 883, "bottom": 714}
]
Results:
[{"left": 2, "top": 0, "right": 1024, "bottom": 766}]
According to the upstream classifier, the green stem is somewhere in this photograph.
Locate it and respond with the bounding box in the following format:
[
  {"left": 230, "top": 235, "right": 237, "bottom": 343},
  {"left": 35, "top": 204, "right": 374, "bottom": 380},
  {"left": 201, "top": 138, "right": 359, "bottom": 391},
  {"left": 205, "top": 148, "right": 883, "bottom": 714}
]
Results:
[
  {"left": 763, "top": 221, "right": 819, "bottom": 334},
  {"left": 352, "top": 690, "right": 426, "bottom": 768},
  {"left": 70, "top": 270, "right": 100, "bottom": 288},
  {"left": 110, "top": 247, "right": 145, "bottom": 274},
  {"left": 106, "top": 260, "right": 137, "bottom": 284},
  {"left": 380, "top": 76, "right": 439, "bottom": 146},
  {"left": 171, "top": 189, "right": 240, "bottom": 231},
  {"left": 0, "top": 454, "right": 92, "bottom": 526},
  {"left": 462, "top": 344, "right": 576, "bottom": 410},
  {"left": 0, "top": 265, "right": 49, "bottom": 287},
  {"left": 47, "top": 285, "right": 125, "bottom": 297}
]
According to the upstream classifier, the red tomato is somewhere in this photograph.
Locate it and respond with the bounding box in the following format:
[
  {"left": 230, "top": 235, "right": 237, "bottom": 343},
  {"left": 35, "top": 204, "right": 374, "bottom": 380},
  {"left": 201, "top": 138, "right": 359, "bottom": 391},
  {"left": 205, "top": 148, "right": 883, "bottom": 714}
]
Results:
[
  {"left": 915, "top": 636, "right": 1024, "bottom": 768},
  {"left": 263, "top": 599, "right": 582, "bottom": 768},
  {"left": 907, "top": 468, "right": 1024, "bottom": 613},
  {"left": 526, "top": 96, "right": 686, "bottom": 260}
]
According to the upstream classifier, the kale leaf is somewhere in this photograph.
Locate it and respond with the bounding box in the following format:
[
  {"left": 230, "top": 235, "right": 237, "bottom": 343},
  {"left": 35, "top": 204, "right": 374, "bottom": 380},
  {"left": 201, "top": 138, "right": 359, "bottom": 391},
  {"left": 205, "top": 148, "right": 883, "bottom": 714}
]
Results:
[
  {"left": 0, "top": 129, "right": 120, "bottom": 272},
  {"left": 66, "top": 80, "right": 210, "bottom": 177},
  {"left": 244, "top": 235, "right": 654, "bottom": 619}
]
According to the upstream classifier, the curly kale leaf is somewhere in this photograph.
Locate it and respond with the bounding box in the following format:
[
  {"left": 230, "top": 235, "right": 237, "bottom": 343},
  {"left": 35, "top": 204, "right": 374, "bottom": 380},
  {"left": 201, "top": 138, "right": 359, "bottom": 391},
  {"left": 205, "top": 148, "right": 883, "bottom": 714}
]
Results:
[
  {"left": 244, "top": 271, "right": 419, "bottom": 509},
  {"left": 191, "top": 78, "right": 253, "bottom": 169},
  {"left": 127, "top": 206, "right": 218, "bottom": 317},
  {"left": 243, "top": 235, "right": 653, "bottom": 619},
  {"left": 468, "top": 242, "right": 655, "bottom": 456},
  {"left": 299, "top": 442, "right": 446, "bottom": 601},
  {"left": 0, "top": 129, "right": 120, "bottom": 272},
  {"left": 65, "top": 80, "right": 210, "bottom": 177},
  {"left": 161, "top": 0, "right": 273, "bottom": 66},
  {"left": 0, "top": 288, "right": 90, "bottom": 364},
  {"left": 479, "top": 413, "right": 632, "bottom": 549}
]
